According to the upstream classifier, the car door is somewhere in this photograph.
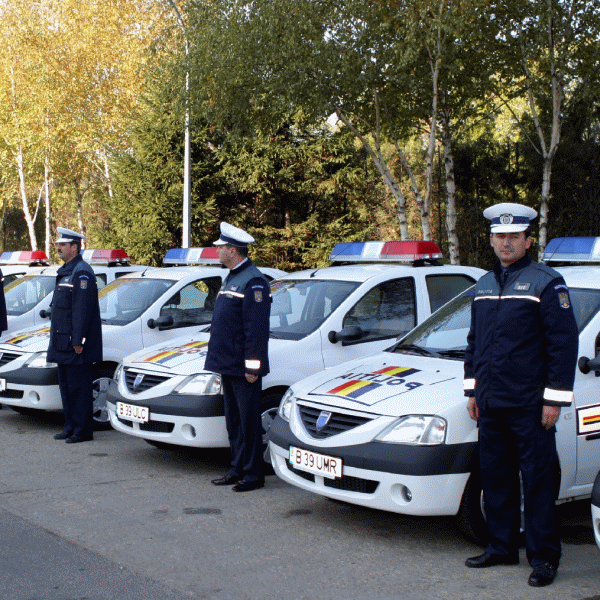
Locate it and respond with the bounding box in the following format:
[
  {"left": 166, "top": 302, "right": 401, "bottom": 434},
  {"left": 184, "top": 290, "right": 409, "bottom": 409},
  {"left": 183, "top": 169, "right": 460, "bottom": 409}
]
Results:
[
  {"left": 322, "top": 277, "right": 418, "bottom": 368},
  {"left": 141, "top": 276, "right": 223, "bottom": 348}
]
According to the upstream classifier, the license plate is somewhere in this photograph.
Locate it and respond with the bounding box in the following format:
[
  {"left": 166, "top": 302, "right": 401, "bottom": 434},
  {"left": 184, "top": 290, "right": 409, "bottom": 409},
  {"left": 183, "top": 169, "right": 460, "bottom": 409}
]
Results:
[
  {"left": 116, "top": 401, "right": 149, "bottom": 423},
  {"left": 289, "top": 446, "right": 342, "bottom": 479},
  {"left": 0, "top": 378, "right": 5, "bottom": 392}
]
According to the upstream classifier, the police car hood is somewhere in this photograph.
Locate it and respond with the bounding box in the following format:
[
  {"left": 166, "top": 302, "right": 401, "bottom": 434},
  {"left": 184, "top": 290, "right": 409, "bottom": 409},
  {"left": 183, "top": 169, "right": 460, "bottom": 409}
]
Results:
[
  {"left": 292, "top": 352, "right": 464, "bottom": 417},
  {"left": 125, "top": 331, "right": 212, "bottom": 376},
  {"left": 0, "top": 325, "right": 50, "bottom": 353},
  {"left": 124, "top": 334, "right": 302, "bottom": 377}
]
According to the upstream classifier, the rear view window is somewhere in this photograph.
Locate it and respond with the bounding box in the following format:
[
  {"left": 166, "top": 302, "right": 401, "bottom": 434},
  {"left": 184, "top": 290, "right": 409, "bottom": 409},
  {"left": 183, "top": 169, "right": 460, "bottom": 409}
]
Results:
[{"left": 425, "top": 274, "right": 477, "bottom": 313}]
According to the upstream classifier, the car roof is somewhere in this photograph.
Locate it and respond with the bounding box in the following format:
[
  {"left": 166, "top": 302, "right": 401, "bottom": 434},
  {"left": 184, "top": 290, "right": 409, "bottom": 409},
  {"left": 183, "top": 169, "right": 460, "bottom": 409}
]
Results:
[{"left": 273, "top": 263, "right": 485, "bottom": 284}]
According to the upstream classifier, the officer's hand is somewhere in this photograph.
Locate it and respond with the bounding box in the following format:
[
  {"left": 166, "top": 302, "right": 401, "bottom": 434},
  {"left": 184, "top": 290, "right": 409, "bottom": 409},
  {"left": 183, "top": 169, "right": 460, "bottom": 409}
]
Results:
[
  {"left": 73, "top": 345, "right": 83, "bottom": 354},
  {"left": 541, "top": 405, "right": 561, "bottom": 429},
  {"left": 467, "top": 396, "right": 479, "bottom": 421},
  {"left": 245, "top": 373, "right": 258, "bottom": 384}
]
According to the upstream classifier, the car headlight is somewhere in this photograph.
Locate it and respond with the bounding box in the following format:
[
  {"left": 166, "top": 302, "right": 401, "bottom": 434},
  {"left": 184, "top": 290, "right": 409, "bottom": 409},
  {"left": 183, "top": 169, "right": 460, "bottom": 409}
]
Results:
[
  {"left": 376, "top": 415, "right": 447, "bottom": 445},
  {"left": 26, "top": 353, "right": 57, "bottom": 369},
  {"left": 278, "top": 388, "right": 296, "bottom": 422},
  {"left": 174, "top": 373, "right": 221, "bottom": 396}
]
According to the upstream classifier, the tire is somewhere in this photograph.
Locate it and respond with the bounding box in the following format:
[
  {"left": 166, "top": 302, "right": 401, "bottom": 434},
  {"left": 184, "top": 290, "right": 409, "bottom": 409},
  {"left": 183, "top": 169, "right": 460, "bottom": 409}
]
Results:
[
  {"left": 456, "top": 472, "right": 489, "bottom": 547},
  {"left": 261, "top": 392, "right": 283, "bottom": 468},
  {"left": 92, "top": 368, "right": 116, "bottom": 428}
]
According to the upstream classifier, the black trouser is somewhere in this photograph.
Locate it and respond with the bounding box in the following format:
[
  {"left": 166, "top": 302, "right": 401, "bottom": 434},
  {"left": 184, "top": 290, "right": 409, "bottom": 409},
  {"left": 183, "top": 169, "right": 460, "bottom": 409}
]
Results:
[
  {"left": 57, "top": 363, "right": 94, "bottom": 438},
  {"left": 478, "top": 406, "right": 561, "bottom": 567},
  {"left": 222, "top": 374, "right": 264, "bottom": 483}
]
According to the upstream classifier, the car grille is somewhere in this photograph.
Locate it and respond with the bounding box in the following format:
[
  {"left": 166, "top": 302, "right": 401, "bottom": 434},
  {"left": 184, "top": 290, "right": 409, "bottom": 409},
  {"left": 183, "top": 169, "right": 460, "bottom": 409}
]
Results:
[
  {"left": 288, "top": 464, "right": 378, "bottom": 494},
  {"left": 298, "top": 403, "right": 372, "bottom": 438},
  {"left": 0, "top": 389, "right": 24, "bottom": 399},
  {"left": 124, "top": 369, "right": 172, "bottom": 393},
  {"left": 0, "top": 352, "right": 22, "bottom": 367},
  {"left": 115, "top": 416, "right": 174, "bottom": 434}
]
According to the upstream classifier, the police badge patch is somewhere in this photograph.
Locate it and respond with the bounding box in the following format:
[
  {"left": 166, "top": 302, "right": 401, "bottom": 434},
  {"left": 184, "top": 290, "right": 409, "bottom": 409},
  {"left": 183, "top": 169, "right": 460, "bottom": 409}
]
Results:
[
  {"left": 254, "top": 290, "right": 263, "bottom": 302},
  {"left": 558, "top": 292, "right": 570, "bottom": 309},
  {"left": 80, "top": 278, "right": 88, "bottom": 289}
]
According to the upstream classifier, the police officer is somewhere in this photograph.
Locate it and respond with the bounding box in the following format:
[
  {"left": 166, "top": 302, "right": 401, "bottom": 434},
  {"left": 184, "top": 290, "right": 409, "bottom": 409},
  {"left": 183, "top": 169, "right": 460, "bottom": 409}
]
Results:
[
  {"left": 0, "top": 267, "right": 7, "bottom": 334},
  {"left": 464, "top": 203, "right": 579, "bottom": 587},
  {"left": 48, "top": 228, "right": 102, "bottom": 443},
  {"left": 206, "top": 222, "right": 271, "bottom": 492}
]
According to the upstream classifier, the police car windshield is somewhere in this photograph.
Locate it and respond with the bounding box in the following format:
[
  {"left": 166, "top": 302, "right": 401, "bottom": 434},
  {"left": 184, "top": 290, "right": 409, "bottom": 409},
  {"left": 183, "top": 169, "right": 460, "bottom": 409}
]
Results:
[
  {"left": 99, "top": 278, "right": 175, "bottom": 326},
  {"left": 269, "top": 279, "right": 360, "bottom": 340},
  {"left": 3, "top": 275, "right": 56, "bottom": 316},
  {"left": 392, "top": 286, "right": 600, "bottom": 359}
]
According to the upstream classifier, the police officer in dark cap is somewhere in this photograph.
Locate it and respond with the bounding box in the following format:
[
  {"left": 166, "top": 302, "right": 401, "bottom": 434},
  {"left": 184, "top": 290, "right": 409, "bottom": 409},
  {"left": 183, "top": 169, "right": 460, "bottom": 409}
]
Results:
[
  {"left": 206, "top": 222, "right": 271, "bottom": 492},
  {"left": 464, "top": 203, "right": 578, "bottom": 587},
  {"left": 48, "top": 228, "right": 102, "bottom": 443}
]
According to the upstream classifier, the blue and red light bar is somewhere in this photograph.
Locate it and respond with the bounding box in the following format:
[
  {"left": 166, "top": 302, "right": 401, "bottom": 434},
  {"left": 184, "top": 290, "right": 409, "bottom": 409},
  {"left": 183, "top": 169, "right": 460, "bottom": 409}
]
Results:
[
  {"left": 163, "top": 248, "right": 221, "bottom": 266},
  {"left": 81, "top": 249, "right": 131, "bottom": 265},
  {"left": 542, "top": 237, "right": 600, "bottom": 263},
  {"left": 329, "top": 241, "right": 443, "bottom": 263},
  {"left": 0, "top": 251, "right": 50, "bottom": 265}
]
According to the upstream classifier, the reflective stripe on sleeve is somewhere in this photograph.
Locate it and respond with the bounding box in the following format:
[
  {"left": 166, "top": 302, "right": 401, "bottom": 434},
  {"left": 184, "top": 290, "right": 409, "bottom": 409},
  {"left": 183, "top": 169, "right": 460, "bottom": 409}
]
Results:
[
  {"left": 463, "top": 378, "right": 476, "bottom": 391},
  {"left": 474, "top": 295, "right": 540, "bottom": 302},
  {"left": 245, "top": 359, "right": 261, "bottom": 370},
  {"left": 543, "top": 388, "right": 573, "bottom": 405}
]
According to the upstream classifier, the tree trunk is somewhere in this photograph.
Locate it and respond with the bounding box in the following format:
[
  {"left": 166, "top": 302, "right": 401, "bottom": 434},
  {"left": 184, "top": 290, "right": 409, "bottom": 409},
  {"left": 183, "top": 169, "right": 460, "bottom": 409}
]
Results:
[
  {"left": 16, "top": 146, "right": 37, "bottom": 251},
  {"left": 441, "top": 119, "right": 459, "bottom": 264},
  {"left": 44, "top": 154, "right": 52, "bottom": 257}
]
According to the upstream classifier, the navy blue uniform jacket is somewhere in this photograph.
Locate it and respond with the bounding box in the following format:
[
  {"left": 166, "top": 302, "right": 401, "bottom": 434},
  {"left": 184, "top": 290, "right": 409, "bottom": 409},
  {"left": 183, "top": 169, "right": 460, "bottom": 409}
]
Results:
[
  {"left": 205, "top": 259, "right": 271, "bottom": 377},
  {"left": 464, "top": 254, "right": 578, "bottom": 409},
  {"left": 0, "top": 268, "right": 7, "bottom": 333},
  {"left": 47, "top": 255, "right": 103, "bottom": 365}
]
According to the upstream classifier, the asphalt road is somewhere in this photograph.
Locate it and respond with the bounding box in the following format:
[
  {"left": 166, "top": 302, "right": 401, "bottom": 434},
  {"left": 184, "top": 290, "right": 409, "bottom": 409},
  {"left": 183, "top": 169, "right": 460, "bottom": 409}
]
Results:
[{"left": 0, "top": 406, "right": 598, "bottom": 600}]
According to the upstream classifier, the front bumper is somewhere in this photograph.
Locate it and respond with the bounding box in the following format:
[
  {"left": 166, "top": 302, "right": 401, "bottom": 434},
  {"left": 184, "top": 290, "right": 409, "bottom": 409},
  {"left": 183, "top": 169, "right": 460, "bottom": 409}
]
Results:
[
  {"left": 269, "top": 415, "right": 475, "bottom": 517},
  {"left": 0, "top": 365, "right": 61, "bottom": 410},
  {"left": 106, "top": 380, "right": 228, "bottom": 448}
]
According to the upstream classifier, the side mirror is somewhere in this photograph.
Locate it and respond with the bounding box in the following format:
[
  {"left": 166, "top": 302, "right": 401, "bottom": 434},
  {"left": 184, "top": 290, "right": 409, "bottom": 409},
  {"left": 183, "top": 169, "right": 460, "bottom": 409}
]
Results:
[
  {"left": 578, "top": 355, "right": 600, "bottom": 375},
  {"left": 40, "top": 309, "right": 51, "bottom": 319},
  {"left": 328, "top": 325, "right": 364, "bottom": 344},
  {"left": 147, "top": 315, "right": 174, "bottom": 330}
]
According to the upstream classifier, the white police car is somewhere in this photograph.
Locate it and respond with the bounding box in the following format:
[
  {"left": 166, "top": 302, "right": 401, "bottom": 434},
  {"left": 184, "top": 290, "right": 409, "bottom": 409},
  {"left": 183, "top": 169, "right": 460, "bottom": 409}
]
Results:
[
  {"left": 0, "top": 251, "right": 51, "bottom": 286},
  {"left": 0, "top": 248, "right": 284, "bottom": 424},
  {"left": 2, "top": 249, "right": 145, "bottom": 334},
  {"left": 268, "top": 237, "right": 600, "bottom": 544},
  {"left": 105, "top": 241, "right": 485, "bottom": 451}
]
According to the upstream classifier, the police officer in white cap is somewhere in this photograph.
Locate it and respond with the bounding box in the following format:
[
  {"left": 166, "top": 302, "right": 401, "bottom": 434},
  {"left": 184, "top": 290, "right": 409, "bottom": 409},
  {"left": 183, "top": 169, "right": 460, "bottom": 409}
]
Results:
[
  {"left": 205, "top": 222, "right": 271, "bottom": 491},
  {"left": 48, "top": 228, "right": 102, "bottom": 443},
  {"left": 464, "top": 203, "right": 578, "bottom": 586}
]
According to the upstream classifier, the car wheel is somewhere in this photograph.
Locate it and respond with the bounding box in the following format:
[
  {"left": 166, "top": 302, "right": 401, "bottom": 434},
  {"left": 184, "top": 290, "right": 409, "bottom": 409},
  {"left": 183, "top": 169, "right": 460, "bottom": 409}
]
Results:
[
  {"left": 92, "top": 368, "right": 115, "bottom": 428},
  {"left": 457, "top": 464, "right": 560, "bottom": 547},
  {"left": 261, "top": 393, "right": 283, "bottom": 468}
]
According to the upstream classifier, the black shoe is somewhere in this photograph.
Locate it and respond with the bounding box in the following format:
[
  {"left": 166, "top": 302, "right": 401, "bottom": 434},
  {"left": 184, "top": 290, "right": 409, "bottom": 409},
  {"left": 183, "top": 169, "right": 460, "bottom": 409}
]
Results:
[
  {"left": 528, "top": 562, "right": 557, "bottom": 587},
  {"left": 465, "top": 552, "right": 519, "bottom": 568},
  {"left": 232, "top": 479, "right": 264, "bottom": 492},
  {"left": 65, "top": 435, "right": 93, "bottom": 444},
  {"left": 211, "top": 474, "right": 242, "bottom": 486},
  {"left": 54, "top": 431, "right": 73, "bottom": 440}
]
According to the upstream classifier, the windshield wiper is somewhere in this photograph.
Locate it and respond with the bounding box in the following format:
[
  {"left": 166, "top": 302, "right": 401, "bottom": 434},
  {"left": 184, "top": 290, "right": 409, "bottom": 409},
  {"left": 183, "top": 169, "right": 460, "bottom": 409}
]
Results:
[
  {"left": 437, "top": 349, "right": 466, "bottom": 359},
  {"left": 393, "top": 343, "right": 441, "bottom": 358}
]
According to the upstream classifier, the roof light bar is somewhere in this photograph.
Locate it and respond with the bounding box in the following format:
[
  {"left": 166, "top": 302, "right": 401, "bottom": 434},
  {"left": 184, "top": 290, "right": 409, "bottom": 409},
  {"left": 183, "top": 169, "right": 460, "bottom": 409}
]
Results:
[
  {"left": 81, "top": 249, "right": 131, "bottom": 265},
  {"left": 0, "top": 251, "right": 50, "bottom": 266},
  {"left": 329, "top": 241, "right": 443, "bottom": 263},
  {"left": 163, "top": 248, "right": 221, "bottom": 266},
  {"left": 542, "top": 237, "right": 600, "bottom": 263}
]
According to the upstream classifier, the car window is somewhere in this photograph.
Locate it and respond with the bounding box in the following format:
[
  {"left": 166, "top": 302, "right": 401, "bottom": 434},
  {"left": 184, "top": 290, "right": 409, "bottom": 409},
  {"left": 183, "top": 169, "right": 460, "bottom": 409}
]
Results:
[
  {"left": 270, "top": 279, "right": 360, "bottom": 340},
  {"left": 99, "top": 278, "right": 175, "bottom": 325},
  {"left": 95, "top": 273, "right": 107, "bottom": 289},
  {"left": 159, "top": 277, "right": 222, "bottom": 329},
  {"left": 3, "top": 275, "right": 56, "bottom": 316},
  {"left": 569, "top": 288, "right": 600, "bottom": 332},
  {"left": 342, "top": 278, "right": 416, "bottom": 344},
  {"left": 425, "top": 274, "right": 477, "bottom": 313}
]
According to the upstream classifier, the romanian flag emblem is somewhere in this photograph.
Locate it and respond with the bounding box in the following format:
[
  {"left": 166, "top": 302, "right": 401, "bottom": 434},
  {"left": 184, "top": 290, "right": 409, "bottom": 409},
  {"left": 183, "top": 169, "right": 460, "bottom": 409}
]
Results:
[
  {"left": 141, "top": 341, "right": 208, "bottom": 364},
  {"left": 577, "top": 403, "right": 600, "bottom": 436},
  {"left": 326, "top": 379, "right": 381, "bottom": 399}
]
